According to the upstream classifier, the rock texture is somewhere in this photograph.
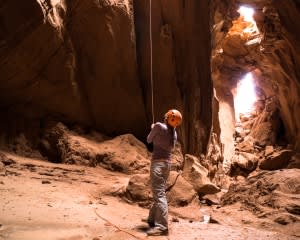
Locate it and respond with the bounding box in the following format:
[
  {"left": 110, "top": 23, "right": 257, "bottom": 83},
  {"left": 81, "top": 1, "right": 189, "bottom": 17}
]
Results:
[
  {"left": 40, "top": 121, "right": 150, "bottom": 173},
  {"left": 182, "top": 154, "right": 221, "bottom": 196},
  {"left": 0, "top": 0, "right": 213, "bottom": 157},
  {"left": 221, "top": 169, "right": 300, "bottom": 226},
  {"left": 0, "top": 0, "right": 146, "bottom": 139},
  {"left": 1, "top": 0, "right": 300, "bottom": 185},
  {"left": 209, "top": 0, "right": 300, "bottom": 182},
  {"left": 133, "top": 0, "right": 212, "bottom": 155}
]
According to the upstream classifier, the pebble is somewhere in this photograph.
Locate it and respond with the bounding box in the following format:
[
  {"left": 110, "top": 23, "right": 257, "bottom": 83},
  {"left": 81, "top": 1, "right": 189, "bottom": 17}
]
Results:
[{"left": 42, "top": 180, "right": 51, "bottom": 184}]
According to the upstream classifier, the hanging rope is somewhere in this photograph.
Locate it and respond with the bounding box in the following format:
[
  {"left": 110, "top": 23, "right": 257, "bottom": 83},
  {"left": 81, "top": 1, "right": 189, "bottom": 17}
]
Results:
[{"left": 149, "top": 0, "right": 154, "bottom": 124}]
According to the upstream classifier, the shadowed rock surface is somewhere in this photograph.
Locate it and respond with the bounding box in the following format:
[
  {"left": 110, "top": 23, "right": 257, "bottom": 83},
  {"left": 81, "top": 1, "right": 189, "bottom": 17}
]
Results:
[{"left": 0, "top": 0, "right": 300, "bottom": 239}]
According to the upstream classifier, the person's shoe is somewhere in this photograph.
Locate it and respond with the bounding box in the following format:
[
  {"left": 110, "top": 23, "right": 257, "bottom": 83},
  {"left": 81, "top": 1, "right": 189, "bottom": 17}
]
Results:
[
  {"left": 146, "top": 227, "right": 169, "bottom": 236},
  {"left": 141, "top": 218, "right": 155, "bottom": 227}
]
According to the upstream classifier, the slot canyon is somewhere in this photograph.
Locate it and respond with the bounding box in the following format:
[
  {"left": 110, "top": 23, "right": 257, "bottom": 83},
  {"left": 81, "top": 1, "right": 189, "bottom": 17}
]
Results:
[{"left": 0, "top": 0, "right": 299, "bottom": 239}]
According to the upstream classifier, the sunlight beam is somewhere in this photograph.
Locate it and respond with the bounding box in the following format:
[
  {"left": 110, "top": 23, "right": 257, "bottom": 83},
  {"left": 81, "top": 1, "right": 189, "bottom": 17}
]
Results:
[{"left": 234, "top": 73, "right": 257, "bottom": 120}]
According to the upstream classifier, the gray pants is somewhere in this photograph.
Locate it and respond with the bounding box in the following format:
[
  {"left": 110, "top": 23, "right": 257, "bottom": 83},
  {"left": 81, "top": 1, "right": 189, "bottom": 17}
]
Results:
[{"left": 148, "top": 161, "right": 170, "bottom": 230}]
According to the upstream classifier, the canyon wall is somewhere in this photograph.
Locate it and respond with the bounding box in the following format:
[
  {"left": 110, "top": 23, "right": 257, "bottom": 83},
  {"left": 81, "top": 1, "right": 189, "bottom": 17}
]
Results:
[
  {"left": 0, "top": 0, "right": 212, "bottom": 155},
  {"left": 1, "top": 0, "right": 300, "bottom": 159},
  {"left": 133, "top": 0, "right": 212, "bottom": 154},
  {"left": 0, "top": 0, "right": 146, "bottom": 139},
  {"left": 272, "top": 0, "right": 300, "bottom": 150},
  {"left": 211, "top": 0, "right": 300, "bottom": 163}
]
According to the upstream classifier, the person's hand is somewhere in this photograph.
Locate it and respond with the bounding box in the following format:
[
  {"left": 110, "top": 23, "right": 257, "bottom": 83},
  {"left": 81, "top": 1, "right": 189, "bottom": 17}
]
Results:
[{"left": 151, "top": 123, "right": 155, "bottom": 129}]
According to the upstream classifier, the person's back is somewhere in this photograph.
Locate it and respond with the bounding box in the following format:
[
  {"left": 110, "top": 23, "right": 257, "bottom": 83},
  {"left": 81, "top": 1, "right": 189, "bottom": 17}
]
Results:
[{"left": 147, "top": 122, "right": 176, "bottom": 161}]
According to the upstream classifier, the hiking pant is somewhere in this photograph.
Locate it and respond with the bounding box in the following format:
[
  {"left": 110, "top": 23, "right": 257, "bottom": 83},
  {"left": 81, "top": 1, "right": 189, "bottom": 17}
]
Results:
[{"left": 148, "top": 160, "right": 170, "bottom": 230}]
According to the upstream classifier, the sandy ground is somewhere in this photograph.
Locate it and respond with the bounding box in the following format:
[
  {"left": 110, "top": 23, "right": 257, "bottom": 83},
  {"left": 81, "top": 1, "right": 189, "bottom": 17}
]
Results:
[{"left": 0, "top": 152, "right": 299, "bottom": 240}]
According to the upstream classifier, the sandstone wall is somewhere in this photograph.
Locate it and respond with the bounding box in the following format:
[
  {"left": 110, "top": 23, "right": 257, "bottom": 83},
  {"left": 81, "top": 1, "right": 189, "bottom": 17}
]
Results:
[
  {"left": 0, "top": 0, "right": 213, "bottom": 155},
  {"left": 272, "top": 0, "right": 300, "bottom": 150},
  {"left": 0, "top": 0, "right": 146, "bottom": 138},
  {"left": 211, "top": 0, "right": 300, "bottom": 158},
  {"left": 133, "top": 0, "right": 212, "bottom": 154}
]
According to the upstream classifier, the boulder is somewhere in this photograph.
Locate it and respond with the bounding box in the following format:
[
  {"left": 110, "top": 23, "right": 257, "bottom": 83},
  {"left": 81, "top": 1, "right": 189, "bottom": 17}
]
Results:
[
  {"left": 231, "top": 152, "right": 258, "bottom": 171},
  {"left": 167, "top": 171, "right": 197, "bottom": 207},
  {"left": 125, "top": 174, "right": 151, "bottom": 202},
  {"left": 265, "top": 145, "right": 274, "bottom": 157},
  {"left": 182, "top": 154, "right": 220, "bottom": 196},
  {"left": 235, "top": 139, "right": 255, "bottom": 153},
  {"left": 259, "top": 149, "right": 294, "bottom": 170},
  {"left": 124, "top": 171, "right": 197, "bottom": 208},
  {"left": 222, "top": 34, "right": 248, "bottom": 57}
]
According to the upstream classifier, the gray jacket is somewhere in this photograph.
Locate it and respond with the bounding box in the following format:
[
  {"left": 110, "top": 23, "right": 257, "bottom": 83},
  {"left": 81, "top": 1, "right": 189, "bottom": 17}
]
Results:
[{"left": 147, "top": 122, "right": 177, "bottom": 161}]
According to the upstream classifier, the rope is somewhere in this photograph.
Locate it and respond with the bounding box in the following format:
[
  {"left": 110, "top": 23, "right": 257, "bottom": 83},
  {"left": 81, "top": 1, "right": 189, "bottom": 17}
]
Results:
[
  {"left": 149, "top": 0, "right": 154, "bottom": 124},
  {"left": 94, "top": 208, "right": 145, "bottom": 240}
]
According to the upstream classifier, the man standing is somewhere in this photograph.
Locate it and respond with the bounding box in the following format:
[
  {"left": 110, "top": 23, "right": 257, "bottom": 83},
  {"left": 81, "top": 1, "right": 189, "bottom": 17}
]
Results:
[{"left": 145, "top": 109, "right": 182, "bottom": 236}]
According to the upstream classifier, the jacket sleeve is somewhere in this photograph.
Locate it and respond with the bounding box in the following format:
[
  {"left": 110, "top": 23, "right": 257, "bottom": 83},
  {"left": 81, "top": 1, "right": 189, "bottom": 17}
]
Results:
[{"left": 147, "top": 123, "right": 159, "bottom": 143}]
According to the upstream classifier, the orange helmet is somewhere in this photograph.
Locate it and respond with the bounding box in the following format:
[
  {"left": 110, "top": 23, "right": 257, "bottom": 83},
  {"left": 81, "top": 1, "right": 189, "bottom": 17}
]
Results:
[{"left": 164, "top": 109, "right": 182, "bottom": 128}]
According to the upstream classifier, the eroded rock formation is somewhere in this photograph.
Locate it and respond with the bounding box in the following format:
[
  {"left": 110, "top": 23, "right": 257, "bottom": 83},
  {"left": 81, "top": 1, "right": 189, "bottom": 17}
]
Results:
[
  {"left": 0, "top": 0, "right": 146, "bottom": 138},
  {"left": 0, "top": 0, "right": 213, "bottom": 156},
  {"left": 0, "top": 0, "right": 300, "bottom": 199},
  {"left": 210, "top": 0, "right": 300, "bottom": 184}
]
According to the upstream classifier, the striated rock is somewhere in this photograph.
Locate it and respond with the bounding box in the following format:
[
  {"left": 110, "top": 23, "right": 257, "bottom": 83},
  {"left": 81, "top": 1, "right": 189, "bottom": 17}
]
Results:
[
  {"left": 273, "top": 214, "right": 298, "bottom": 225},
  {"left": 259, "top": 149, "right": 294, "bottom": 170},
  {"left": 285, "top": 204, "right": 300, "bottom": 216}
]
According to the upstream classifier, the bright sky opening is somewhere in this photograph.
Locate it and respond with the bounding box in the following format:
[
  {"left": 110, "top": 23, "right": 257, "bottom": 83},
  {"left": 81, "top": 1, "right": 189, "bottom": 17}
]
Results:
[
  {"left": 234, "top": 73, "right": 257, "bottom": 120},
  {"left": 238, "top": 6, "right": 255, "bottom": 22}
]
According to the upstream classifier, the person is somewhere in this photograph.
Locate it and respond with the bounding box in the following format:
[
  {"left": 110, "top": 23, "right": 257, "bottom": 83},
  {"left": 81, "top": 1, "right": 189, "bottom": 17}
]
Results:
[{"left": 145, "top": 109, "right": 182, "bottom": 236}]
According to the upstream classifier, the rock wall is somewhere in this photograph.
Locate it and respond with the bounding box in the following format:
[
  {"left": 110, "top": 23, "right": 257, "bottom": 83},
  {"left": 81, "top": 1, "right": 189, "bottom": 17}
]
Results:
[
  {"left": 1, "top": 0, "right": 300, "bottom": 160},
  {"left": 211, "top": 0, "right": 300, "bottom": 168},
  {"left": 272, "top": 0, "right": 300, "bottom": 150},
  {"left": 0, "top": 0, "right": 213, "bottom": 156},
  {"left": 0, "top": 0, "right": 146, "bottom": 138},
  {"left": 133, "top": 0, "right": 212, "bottom": 154}
]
